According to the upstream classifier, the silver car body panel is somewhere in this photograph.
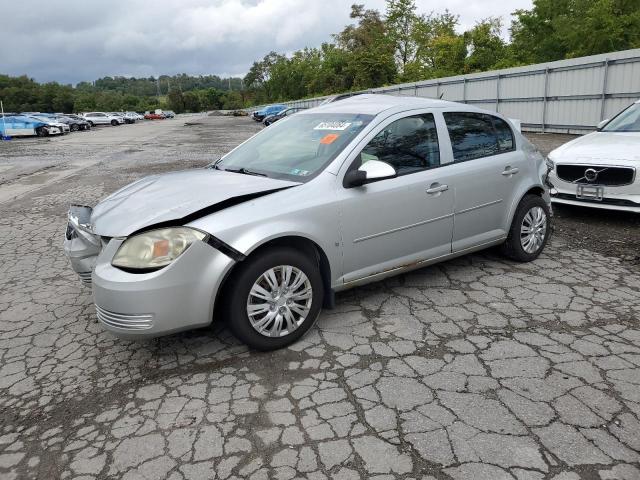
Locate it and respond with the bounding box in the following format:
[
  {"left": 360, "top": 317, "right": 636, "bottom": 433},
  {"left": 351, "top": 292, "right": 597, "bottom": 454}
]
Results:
[{"left": 64, "top": 94, "right": 549, "bottom": 338}]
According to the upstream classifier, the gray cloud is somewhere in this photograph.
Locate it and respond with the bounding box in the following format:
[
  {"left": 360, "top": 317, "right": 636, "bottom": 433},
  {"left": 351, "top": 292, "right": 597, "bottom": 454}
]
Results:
[{"left": 1, "top": 0, "right": 532, "bottom": 84}]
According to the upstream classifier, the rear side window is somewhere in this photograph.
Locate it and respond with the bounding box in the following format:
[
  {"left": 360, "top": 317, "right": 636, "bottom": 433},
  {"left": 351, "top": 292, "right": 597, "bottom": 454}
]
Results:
[
  {"left": 492, "top": 117, "right": 515, "bottom": 152},
  {"left": 359, "top": 113, "right": 440, "bottom": 176},
  {"left": 444, "top": 112, "right": 513, "bottom": 162}
]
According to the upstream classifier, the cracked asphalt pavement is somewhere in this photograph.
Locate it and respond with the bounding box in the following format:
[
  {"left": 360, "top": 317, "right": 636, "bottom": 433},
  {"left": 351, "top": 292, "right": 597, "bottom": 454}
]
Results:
[{"left": 1, "top": 117, "right": 639, "bottom": 480}]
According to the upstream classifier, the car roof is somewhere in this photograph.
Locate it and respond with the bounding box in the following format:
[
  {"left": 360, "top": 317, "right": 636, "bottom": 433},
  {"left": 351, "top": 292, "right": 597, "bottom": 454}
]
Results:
[{"left": 307, "top": 93, "right": 483, "bottom": 116}]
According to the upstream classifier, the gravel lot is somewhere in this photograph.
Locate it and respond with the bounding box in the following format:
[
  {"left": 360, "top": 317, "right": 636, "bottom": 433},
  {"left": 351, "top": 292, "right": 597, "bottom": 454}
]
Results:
[{"left": 0, "top": 117, "right": 639, "bottom": 480}]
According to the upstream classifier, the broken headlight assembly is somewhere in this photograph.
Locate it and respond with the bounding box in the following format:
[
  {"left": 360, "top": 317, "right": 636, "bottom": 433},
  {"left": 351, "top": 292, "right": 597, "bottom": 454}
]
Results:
[{"left": 112, "top": 227, "right": 207, "bottom": 271}]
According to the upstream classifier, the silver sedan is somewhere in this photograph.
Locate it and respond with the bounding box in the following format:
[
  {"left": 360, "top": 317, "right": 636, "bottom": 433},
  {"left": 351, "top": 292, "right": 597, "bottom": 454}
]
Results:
[{"left": 64, "top": 94, "right": 552, "bottom": 350}]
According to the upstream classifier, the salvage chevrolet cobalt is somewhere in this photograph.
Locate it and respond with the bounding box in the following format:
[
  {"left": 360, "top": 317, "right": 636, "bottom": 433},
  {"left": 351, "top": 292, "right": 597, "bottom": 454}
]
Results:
[{"left": 64, "top": 94, "right": 552, "bottom": 350}]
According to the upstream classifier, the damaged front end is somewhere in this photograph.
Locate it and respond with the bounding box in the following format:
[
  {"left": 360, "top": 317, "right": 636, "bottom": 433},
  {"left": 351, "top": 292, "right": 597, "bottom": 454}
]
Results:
[{"left": 63, "top": 205, "right": 104, "bottom": 286}]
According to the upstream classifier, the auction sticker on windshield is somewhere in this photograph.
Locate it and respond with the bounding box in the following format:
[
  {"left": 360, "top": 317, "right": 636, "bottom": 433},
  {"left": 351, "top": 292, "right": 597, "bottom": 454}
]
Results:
[{"left": 314, "top": 122, "right": 351, "bottom": 131}]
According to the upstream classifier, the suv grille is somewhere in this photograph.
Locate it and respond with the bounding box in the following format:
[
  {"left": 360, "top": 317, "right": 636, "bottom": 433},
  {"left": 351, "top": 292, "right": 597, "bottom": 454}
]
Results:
[{"left": 556, "top": 165, "right": 635, "bottom": 186}]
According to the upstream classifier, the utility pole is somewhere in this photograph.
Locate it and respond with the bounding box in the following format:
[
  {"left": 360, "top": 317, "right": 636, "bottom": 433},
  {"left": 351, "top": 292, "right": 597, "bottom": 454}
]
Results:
[
  {"left": 228, "top": 77, "right": 232, "bottom": 91},
  {"left": 156, "top": 77, "right": 161, "bottom": 99}
]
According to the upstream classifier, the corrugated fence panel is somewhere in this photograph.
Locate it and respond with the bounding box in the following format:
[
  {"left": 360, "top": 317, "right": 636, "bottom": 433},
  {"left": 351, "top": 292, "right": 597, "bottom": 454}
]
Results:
[
  {"left": 466, "top": 78, "right": 496, "bottom": 100},
  {"left": 250, "top": 49, "right": 640, "bottom": 133},
  {"left": 606, "top": 61, "right": 640, "bottom": 94},
  {"left": 548, "top": 65, "right": 604, "bottom": 96},
  {"left": 546, "top": 98, "right": 601, "bottom": 126},
  {"left": 500, "top": 73, "right": 545, "bottom": 99},
  {"left": 499, "top": 101, "right": 544, "bottom": 125}
]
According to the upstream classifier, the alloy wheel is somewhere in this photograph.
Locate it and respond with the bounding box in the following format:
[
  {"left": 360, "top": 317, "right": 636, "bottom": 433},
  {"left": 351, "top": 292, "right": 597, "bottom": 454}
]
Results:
[
  {"left": 520, "top": 206, "right": 547, "bottom": 254},
  {"left": 246, "top": 265, "right": 313, "bottom": 338}
]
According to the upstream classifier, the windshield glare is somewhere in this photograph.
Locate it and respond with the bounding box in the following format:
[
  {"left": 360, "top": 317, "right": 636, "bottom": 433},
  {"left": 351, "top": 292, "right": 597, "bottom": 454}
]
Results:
[
  {"left": 602, "top": 103, "right": 640, "bottom": 132},
  {"left": 217, "top": 113, "right": 374, "bottom": 181}
]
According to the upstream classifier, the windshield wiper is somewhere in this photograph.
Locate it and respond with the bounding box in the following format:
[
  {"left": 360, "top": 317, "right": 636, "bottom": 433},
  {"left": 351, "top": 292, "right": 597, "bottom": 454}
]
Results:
[{"left": 223, "top": 167, "right": 268, "bottom": 177}]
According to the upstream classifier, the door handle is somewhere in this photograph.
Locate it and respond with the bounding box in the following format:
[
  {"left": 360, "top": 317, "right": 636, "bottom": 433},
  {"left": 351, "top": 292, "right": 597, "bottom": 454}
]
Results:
[
  {"left": 426, "top": 183, "right": 449, "bottom": 194},
  {"left": 502, "top": 166, "right": 519, "bottom": 176}
]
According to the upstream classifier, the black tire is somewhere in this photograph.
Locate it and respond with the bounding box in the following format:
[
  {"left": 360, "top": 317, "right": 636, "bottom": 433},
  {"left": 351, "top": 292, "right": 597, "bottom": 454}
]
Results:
[
  {"left": 221, "top": 247, "right": 324, "bottom": 351},
  {"left": 500, "top": 194, "right": 551, "bottom": 262},
  {"left": 36, "top": 126, "right": 47, "bottom": 137},
  {"left": 70, "top": 124, "right": 79, "bottom": 132},
  {"left": 88, "top": 121, "right": 95, "bottom": 127},
  {"left": 110, "top": 119, "right": 118, "bottom": 126}
]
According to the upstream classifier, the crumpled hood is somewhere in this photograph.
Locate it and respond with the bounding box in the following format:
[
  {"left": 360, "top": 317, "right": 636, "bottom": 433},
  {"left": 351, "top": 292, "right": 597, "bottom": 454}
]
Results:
[
  {"left": 91, "top": 169, "right": 301, "bottom": 237},
  {"left": 550, "top": 131, "right": 640, "bottom": 164}
]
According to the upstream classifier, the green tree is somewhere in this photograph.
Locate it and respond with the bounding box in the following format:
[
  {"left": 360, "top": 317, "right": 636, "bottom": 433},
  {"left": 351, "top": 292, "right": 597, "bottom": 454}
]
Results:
[
  {"left": 182, "top": 91, "right": 201, "bottom": 112},
  {"left": 464, "top": 18, "right": 512, "bottom": 73},
  {"left": 167, "top": 89, "right": 185, "bottom": 113},
  {"left": 385, "top": 0, "right": 421, "bottom": 75}
]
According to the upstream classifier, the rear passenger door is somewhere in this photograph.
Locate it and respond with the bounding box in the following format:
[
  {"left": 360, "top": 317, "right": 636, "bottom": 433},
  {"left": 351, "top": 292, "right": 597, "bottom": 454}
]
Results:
[{"left": 442, "top": 112, "right": 524, "bottom": 252}]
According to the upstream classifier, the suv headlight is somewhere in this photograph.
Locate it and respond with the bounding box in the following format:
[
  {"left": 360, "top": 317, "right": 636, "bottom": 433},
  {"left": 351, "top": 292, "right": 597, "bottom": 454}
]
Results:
[
  {"left": 545, "top": 157, "right": 555, "bottom": 172},
  {"left": 112, "top": 227, "right": 207, "bottom": 271}
]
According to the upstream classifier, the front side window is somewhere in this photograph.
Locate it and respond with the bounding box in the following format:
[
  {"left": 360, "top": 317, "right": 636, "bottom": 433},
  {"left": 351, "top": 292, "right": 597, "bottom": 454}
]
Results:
[
  {"left": 216, "top": 113, "right": 373, "bottom": 182},
  {"left": 356, "top": 114, "right": 440, "bottom": 176},
  {"left": 444, "top": 112, "right": 500, "bottom": 162},
  {"left": 602, "top": 103, "right": 640, "bottom": 132}
]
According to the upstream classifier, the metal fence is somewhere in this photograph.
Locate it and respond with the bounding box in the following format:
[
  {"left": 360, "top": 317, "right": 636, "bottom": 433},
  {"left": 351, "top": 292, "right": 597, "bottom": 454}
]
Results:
[{"left": 266, "top": 48, "right": 640, "bottom": 134}]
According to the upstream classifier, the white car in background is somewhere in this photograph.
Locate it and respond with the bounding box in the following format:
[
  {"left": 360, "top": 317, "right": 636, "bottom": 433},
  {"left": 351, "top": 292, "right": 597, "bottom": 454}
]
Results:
[
  {"left": 82, "top": 112, "right": 125, "bottom": 127},
  {"left": 548, "top": 100, "right": 640, "bottom": 213},
  {"left": 28, "top": 115, "right": 71, "bottom": 134}
]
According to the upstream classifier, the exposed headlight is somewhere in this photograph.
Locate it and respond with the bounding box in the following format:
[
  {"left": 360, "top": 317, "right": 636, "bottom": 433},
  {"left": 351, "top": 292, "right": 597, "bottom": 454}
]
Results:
[
  {"left": 545, "top": 157, "right": 555, "bottom": 171},
  {"left": 112, "top": 227, "right": 207, "bottom": 271}
]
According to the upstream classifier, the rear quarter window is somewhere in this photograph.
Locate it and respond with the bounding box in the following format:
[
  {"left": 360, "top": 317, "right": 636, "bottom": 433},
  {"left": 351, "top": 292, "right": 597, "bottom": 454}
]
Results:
[{"left": 444, "top": 112, "right": 514, "bottom": 162}]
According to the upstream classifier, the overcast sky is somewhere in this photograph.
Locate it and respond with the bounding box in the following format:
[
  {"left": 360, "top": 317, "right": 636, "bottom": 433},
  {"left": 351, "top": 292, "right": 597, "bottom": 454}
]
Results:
[{"left": 2, "top": 0, "right": 532, "bottom": 85}]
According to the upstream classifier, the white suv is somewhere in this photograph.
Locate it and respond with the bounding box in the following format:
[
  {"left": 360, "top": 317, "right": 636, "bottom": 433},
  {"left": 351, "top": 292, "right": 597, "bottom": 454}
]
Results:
[{"left": 82, "top": 112, "right": 125, "bottom": 127}]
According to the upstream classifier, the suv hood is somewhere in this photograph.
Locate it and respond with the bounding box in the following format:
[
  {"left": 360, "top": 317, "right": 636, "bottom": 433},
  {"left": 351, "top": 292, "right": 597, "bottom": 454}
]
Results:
[
  {"left": 550, "top": 131, "right": 640, "bottom": 163},
  {"left": 91, "top": 169, "right": 301, "bottom": 237}
]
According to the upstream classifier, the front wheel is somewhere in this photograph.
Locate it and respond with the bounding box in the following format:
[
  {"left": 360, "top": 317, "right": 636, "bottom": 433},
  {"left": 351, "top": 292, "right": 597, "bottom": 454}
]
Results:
[
  {"left": 70, "top": 124, "right": 79, "bottom": 132},
  {"left": 36, "top": 126, "right": 48, "bottom": 137},
  {"left": 501, "top": 194, "right": 551, "bottom": 262},
  {"left": 110, "top": 119, "right": 118, "bottom": 126},
  {"left": 222, "top": 247, "right": 324, "bottom": 351}
]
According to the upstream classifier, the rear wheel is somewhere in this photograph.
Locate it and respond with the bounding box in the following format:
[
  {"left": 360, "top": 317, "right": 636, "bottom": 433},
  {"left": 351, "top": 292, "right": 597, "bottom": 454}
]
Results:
[
  {"left": 501, "top": 194, "right": 550, "bottom": 262},
  {"left": 222, "top": 247, "right": 324, "bottom": 351},
  {"left": 70, "top": 124, "right": 79, "bottom": 132},
  {"left": 88, "top": 121, "right": 95, "bottom": 127}
]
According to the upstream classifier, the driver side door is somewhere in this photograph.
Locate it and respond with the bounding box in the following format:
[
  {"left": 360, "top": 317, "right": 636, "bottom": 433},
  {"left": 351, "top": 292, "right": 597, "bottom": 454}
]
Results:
[{"left": 337, "top": 112, "right": 455, "bottom": 284}]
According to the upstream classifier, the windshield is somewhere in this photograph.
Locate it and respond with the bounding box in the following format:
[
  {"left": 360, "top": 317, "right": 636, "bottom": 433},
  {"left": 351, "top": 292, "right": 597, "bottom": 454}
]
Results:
[
  {"left": 215, "top": 113, "right": 374, "bottom": 181},
  {"left": 602, "top": 103, "right": 640, "bottom": 132}
]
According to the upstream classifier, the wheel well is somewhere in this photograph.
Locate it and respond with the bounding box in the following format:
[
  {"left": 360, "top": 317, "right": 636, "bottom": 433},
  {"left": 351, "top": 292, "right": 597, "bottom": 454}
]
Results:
[
  {"left": 217, "top": 236, "right": 334, "bottom": 312},
  {"left": 524, "top": 186, "right": 545, "bottom": 197}
]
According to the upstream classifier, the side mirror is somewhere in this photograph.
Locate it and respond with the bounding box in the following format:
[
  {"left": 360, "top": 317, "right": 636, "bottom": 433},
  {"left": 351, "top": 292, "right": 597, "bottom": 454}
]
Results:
[
  {"left": 597, "top": 119, "right": 609, "bottom": 130},
  {"left": 344, "top": 159, "right": 397, "bottom": 188}
]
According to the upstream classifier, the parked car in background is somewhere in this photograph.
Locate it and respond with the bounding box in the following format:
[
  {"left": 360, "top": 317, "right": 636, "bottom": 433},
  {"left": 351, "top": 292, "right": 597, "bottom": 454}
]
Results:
[
  {"left": 547, "top": 99, "right": 640, "bottom": 213},
  {"left": 144, "top": 112, "right": 164, "bottom": 120},
  {"left": 125, "top": 112, "right": 144, "bottom": 121},
  {"left": 53, "top": 114, "right": 91, "bottom": 131},
  {"left": 28, "top": 114, "right": 71, "bottom": 134},
  {"left": 0, "top": 114, "right": 62, "bottom": 137},
  {"left": 82, "top": 112, "right": 125, "bottom": 127},
  {"left": 319, "top": 92, "right": 364, "bottom": 106},
  {"left": 65, "top": 114, "right": 93, "bottom": 129},
  {"left": 64, "top": 94, "right": 551, "bottom": 350},
  {"left": 109, "top": 112, "right": 135, "bottom": 124},
  {"left": 163, "top": 110, "right": 176, "bottom": 118},
  {"left": 251, "top": 104, "right": 286, "bottom": 122},
  {"left": 263, "top": 107, "right": 306, "bottom": 126}
]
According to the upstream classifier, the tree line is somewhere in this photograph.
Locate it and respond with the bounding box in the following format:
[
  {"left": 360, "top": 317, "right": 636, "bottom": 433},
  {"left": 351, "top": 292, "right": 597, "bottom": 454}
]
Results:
[
  {"left": 1, "top": 0, "right": 638, "bottom": 113},
  {"left": 0, "top": 74, "right": 245, "bottom": 114},
  {"left": 244, "top": 0, "right": 640, "bottom": 103}
]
